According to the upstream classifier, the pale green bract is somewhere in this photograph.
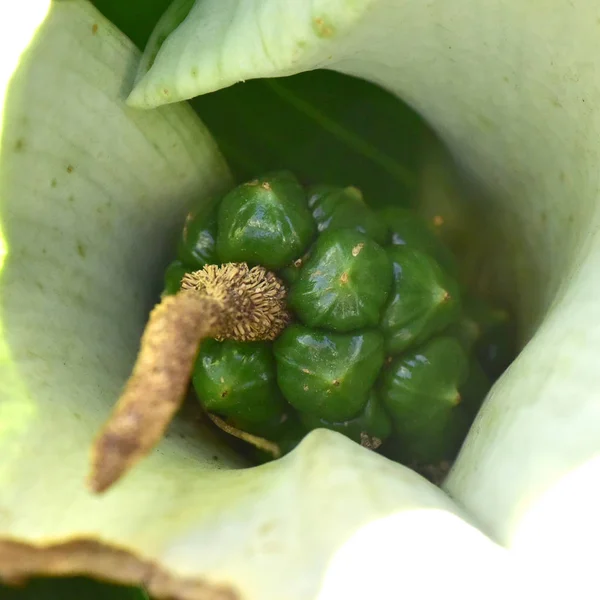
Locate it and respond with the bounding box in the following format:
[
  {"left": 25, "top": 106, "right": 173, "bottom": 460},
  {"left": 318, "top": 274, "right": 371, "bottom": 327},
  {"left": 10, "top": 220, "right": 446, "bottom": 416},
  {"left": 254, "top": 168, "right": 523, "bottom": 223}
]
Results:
[{"left": 1, "top": 0, "right": 598, "bottom": 599}]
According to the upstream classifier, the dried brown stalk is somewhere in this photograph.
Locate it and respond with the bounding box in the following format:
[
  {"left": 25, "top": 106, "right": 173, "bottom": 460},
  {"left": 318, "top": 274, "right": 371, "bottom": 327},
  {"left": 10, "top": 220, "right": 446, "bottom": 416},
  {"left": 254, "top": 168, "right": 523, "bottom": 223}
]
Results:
[{"left": 89, "top": 263, "right": 289, "bottom": 493}]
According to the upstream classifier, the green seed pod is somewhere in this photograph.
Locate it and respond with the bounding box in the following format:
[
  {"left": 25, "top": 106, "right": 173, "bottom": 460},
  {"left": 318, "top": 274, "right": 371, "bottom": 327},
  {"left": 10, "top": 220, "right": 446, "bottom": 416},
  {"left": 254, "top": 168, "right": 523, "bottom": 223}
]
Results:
[
  {"left": 152, "top": 172, "right": 514, "bottom": 473},
  {"left": 380, "top": 206, "right": 457, "bottom": 275},
  {"left": 273, "top": 325, "right": 385, "bottom": 421},
  {"left": 216, "top": 171, "right": 316, "bottom": 270},
  {"left": 162, "top": 260, "right": 190, "bottom": 297},
  {"left": 308, "top": 184, "right": 389, "bottom": 244},
  {"left": 300, "top": 390, "right": 392, "bottom": 448},
  {"left": 176, "top": 206, "right": 219, "bottom": 269},
  {"left": 278, "top": 249, "right": 312, "bottom": 286},
  {"left": 289, "top": 229, "right": 393, "bottom": 332},
  {"left": 379, "top": 336, "right": 470, "bottom": 464},
  {"left": 380, "top": 246, "right": 461, "bottom": 355},
  {"left": 192, "top": 339, "right": 287, "bottom": 425}
]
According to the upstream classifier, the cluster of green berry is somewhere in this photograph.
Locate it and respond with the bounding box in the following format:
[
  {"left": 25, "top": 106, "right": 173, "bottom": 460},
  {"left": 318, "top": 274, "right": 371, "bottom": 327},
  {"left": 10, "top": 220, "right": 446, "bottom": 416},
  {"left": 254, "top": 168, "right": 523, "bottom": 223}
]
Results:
[{"left": 163, "top": 171, "right": 513, "bottom": 469}]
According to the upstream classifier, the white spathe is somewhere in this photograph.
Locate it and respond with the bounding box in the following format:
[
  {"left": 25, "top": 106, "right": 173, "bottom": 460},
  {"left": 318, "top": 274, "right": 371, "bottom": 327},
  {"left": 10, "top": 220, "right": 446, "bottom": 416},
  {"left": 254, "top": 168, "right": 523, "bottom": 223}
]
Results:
[
  {"left": 129, "top": 0, "right": 600, "bottom": 594},
  {"left": 0, "top": 2, "right": 518, "bottom": 600},
  {"left": 2, "top": 0, "right": 599, "bottom": 598}
]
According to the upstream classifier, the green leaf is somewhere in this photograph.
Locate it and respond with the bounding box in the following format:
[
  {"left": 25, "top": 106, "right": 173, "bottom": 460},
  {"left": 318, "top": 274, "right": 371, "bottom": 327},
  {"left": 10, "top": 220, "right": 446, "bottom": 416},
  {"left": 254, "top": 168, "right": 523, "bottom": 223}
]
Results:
[
  {"left": 190, "top": 73, "right": 424, "bottom": 207},
  {"left": 0, "top": 577, "right": 148, "bottom": 600},
  {"left": 90, "top": 0, "right": 173, "bottom": 50},
  {"left": 92, "top": 0, "right": 429, "bottom": 207}
]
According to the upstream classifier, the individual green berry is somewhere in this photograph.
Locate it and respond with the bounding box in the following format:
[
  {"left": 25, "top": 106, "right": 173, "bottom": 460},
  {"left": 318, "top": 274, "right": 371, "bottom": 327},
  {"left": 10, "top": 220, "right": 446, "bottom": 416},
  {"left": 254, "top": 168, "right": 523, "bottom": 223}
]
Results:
[
  {"left": 380, "top": 206, "right": 457, "bottom": 275},
  {"left": 300, "top": 390, "right": 392, "bottom": 448},
  {"left": 274, "top": 325, "right": 385, "bottom": 421},
  {"left": 192, "top": 339, "right": 287, "bottom": 425},
  {"left": 379, "top": 336, "right": 469, "bottom": 464},
  {"left": 177, "top": 205, "right": 219, "bottom": 269},
  {"left": 278, "top": 248, "right": 312, "bottom": 286},
  {"left": 162, "top": 260, "right": 190, "bottom": 296},
  {"left": 244, "top": 413, "right": 309, "bottom": 464},
  {"left": 380, "top": 246, "right": 461, "bottom": 355},
  {"left": 288, "top": 229, "right": 392, "bottom": 332},
  {"left": 308, "top": 184, "right": 389, "bottom": 244},
  {"left": 216, "top": 171, "right": 315, "bottom": 270}
]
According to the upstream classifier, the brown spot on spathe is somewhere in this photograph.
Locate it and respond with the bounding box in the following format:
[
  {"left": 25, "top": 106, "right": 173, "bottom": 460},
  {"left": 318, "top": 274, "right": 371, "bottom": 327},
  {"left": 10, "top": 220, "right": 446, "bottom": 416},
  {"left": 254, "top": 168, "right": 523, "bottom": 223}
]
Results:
[
  {"left": 339, "top": 272, "right": 349, "bottom": 284},
  {"left": 313, "top": 17, "right": 335, "bottom": 37}
]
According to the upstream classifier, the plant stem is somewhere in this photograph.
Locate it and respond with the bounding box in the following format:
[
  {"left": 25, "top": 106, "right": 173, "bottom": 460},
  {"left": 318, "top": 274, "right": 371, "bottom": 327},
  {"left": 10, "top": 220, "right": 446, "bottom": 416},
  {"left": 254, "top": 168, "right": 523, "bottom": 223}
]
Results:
[{"left": 89, "top": 263, "right": 289, "bottom": 493}]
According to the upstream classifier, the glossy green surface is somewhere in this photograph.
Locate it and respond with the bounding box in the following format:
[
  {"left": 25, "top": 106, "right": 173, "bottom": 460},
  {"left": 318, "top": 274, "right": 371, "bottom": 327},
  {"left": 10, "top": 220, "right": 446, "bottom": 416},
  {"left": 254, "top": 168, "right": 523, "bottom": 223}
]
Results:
[
  {"left": 308, "top": 184, "right": 389, "bottom": 244},
  {"left": 193, "top": 339, "right": 287, "bottom": 426},
  {"left": 244, "top": 413, "right": 309, "bottom": 461},
  {"left": 172, "top": 171, "right": 510, "bottom": 466},
  {"left": 176, "top": 205, "right": 219, "bottom": 269},
  {"left": 162, "top": 260, "right": 190, "bottom": 297},
  {"left": 300, "top": 390, "right": 392, "bottom": 446},
  {"left": 380, "top": 246, "right": 461, "bottom": 355},
  {"left": 216, "top": 171, "right": 315, "bottom": 270},
  {"left": 277, "top": 248, "right": 312, "bottom": 286},
  {"left": 379, "top": 336, "right": 470, "bottom": 464},
  {"left": 381, "top": 206, "right": 457, "bottom": 275},
  {"left": 274, "top": 325, "right": 385, "bottom": 421},
  {"left": 289, "top": 229, "right": 392, "bottom": 331}
]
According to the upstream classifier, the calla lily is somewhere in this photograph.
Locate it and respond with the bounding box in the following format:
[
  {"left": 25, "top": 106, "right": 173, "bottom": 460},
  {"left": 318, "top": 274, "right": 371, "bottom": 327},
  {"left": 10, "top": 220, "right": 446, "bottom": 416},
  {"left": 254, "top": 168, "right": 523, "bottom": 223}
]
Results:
[{"left": 2, "top": 0, "right": 599, "bottom": 599}]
